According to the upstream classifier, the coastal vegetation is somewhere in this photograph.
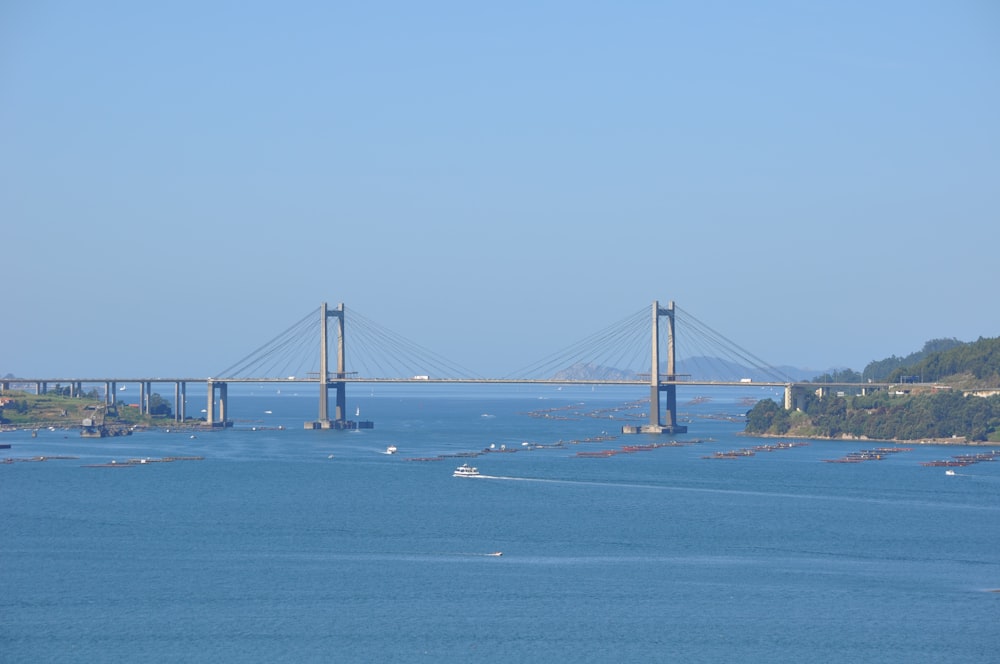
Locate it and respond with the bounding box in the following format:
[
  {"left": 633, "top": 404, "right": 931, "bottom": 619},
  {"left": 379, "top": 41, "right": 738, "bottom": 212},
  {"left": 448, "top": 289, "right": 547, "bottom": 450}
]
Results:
[
  {"left": 747, "top": 337, "right": 1000, "bottom": 442},
  {"left": 0, "top": 389, "right": 179, "bottom": 429}
]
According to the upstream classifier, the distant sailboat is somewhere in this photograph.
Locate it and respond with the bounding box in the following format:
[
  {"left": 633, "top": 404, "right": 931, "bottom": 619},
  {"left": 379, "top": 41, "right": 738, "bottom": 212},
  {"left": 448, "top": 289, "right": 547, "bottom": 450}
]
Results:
[{"left": 356, "top": 407, "right": 361, "bottom": 417}]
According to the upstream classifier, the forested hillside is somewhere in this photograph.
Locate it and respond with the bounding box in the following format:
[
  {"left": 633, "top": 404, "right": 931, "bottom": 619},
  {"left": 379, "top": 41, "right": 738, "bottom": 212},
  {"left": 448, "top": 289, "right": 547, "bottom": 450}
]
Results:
[
  {"left": 886, "top": 337, "right": 1000, "bottom": 386},
  {"left": 747, "top": 336, "right": 1000, "bottom": 442}
]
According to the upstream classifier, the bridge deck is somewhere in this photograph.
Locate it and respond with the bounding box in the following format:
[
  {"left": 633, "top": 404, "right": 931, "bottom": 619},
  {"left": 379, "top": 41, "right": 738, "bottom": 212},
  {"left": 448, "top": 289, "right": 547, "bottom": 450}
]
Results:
[{"left": 5, "top": 377, "right": 889, "bottom": 389}]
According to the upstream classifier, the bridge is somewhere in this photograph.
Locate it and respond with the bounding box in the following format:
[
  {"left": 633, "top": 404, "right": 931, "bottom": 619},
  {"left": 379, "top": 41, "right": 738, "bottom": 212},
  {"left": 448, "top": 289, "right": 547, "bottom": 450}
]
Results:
[{"left": 2, "top": 301, "right": 888, "bottom": 433}]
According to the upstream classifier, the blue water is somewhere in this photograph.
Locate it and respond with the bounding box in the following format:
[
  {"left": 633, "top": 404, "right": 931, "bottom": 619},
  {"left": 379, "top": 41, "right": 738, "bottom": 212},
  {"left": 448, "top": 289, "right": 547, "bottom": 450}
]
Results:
[{"left": 3, "top": 385, "right": 999, "bottom": 662}]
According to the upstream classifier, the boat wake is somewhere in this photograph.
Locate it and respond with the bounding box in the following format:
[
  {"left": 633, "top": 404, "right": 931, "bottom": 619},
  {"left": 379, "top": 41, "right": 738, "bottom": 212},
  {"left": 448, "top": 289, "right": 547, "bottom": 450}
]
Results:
[{"left": 472, "top": 474, "right": 588, "bottom": 484}]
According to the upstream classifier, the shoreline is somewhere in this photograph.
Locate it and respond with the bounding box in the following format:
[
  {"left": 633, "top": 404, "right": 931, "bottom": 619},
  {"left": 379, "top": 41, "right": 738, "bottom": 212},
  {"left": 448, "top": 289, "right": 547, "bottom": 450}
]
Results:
[{"left": 745, "top": 431, "right": 1000, "bottom": 447}]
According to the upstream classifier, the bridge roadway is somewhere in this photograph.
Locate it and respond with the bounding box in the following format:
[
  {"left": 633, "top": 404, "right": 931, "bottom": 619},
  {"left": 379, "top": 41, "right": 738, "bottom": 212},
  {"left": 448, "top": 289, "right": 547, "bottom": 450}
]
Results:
[
  {"left": 4, "top": 376, "right": 894, "bottom": 390},
  {"left": 5, "top": 376, "right": 824, "bottom": 387}
]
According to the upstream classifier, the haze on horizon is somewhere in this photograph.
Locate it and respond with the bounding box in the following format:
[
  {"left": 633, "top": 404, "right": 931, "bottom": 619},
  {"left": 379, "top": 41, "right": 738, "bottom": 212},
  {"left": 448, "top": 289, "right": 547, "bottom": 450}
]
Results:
[{"left": 2, "top": 1, "right": 997, "bottom": 379}]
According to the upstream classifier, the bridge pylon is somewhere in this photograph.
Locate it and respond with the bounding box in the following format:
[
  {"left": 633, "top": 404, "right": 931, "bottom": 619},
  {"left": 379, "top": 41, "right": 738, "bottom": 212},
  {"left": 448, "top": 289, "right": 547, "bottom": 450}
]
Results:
[
  {"left": 622, "top": 300, "right": 688, "bottom": 435},
  {"left": 204, "top": 380, "right": 233, "bottom": 428},
  {"left": 305, "top": 302, "right": 374, "bottom": 431}
]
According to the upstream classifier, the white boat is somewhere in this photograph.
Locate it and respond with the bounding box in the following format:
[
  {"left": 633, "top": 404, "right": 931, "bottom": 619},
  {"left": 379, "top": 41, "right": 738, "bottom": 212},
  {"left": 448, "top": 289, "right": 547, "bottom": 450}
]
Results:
[
  {"left": 385, "top": 445, "right": 397, "bottom": 455},
  {"left": 945, "top": 469, "right": 956, "bottom": 476},
  {"left": 453, "top": 463, "right": 480, "bottom": 478}
]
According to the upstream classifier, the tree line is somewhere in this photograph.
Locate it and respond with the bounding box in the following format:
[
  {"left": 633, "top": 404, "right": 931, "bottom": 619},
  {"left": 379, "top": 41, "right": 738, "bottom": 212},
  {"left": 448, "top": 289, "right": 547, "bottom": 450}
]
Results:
[{"left": 811, "top": 338, "right": 971, "bottom": 383}]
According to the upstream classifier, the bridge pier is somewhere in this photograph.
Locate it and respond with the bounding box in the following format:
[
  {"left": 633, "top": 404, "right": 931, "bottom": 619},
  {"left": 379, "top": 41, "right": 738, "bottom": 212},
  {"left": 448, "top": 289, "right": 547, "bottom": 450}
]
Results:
[
  {"left": 174, "top": 381, "right": 186, "bottom": 422},
  {"left": 623, "top": 300, "right": 688, "bottom": 435},
  {"left": 784, "top": 384, "right": 806, "bottom": 411},
  {"left": 204, "top": 380, "right": 232, "bottom": 427}
]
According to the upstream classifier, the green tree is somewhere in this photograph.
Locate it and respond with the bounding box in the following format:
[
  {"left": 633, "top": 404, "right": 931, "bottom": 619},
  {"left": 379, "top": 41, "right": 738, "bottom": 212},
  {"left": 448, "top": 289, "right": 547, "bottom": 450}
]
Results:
[
  {"left": 745, "top": 399, "right": 791, "bottom": 435},
  {"left": 148, "top": 393, "right": 173, "bottom": 418},
  {"left": 812, "top": 368, "right": 862, "bottom": 383}
]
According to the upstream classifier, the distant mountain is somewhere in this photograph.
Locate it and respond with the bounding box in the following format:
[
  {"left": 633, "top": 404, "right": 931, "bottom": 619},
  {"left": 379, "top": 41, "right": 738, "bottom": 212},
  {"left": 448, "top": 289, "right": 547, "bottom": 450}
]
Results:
[
  {"left": 550, "top": 362, "right": 638, "bottom": 381},
  {"left": 674, "top": 356, "right": 821, "bottom": 382},
  {"left": 551, "top": 358, "right": 821, "bottom": 382}
]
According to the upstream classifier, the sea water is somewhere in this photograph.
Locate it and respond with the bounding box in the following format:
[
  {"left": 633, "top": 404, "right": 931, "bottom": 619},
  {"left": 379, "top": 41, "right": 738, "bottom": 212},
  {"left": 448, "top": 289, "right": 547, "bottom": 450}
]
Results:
[{"left": 2, "top": 384, "right": 999, "bottom": 663}]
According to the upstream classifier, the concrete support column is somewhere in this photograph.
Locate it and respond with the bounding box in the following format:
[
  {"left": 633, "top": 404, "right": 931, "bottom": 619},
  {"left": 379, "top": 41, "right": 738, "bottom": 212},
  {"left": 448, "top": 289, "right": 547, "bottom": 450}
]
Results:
[
  {"left": 784, "top": 385, "right": 806, "bottom": 411},
  {"left": 663, "top": 301, "right": 678, "bottom": 430},
  {"left": 335, "top": 302, "right": 346, "bottom": 423},
  {"left": 649, "top": 301, "right": 660, "bottom": 429},
  {"left": 218, "top": 382, "right": 228, "bottom": 422},
  {"left": 319, "top": 302, "right": 329, "bottom": 424},
  {"left": 206, "top": 381, "right": 215, "bottom": 425},
  {"left": 335, "top": 383, "right": 345, "bottom": 424}
]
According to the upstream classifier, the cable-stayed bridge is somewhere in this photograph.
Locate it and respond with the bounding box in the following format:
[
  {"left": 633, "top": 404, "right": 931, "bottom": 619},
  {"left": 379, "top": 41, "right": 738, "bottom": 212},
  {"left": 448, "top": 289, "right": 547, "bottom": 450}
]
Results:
[
  {"left": 219, "top": 301, "right": 794, "bottom": 384},
  {"left": 214, "top": 301, "right": 797, "bottom": 434},
  {"left": 5, "top": 301, "right": 878, "bottom": 433}
]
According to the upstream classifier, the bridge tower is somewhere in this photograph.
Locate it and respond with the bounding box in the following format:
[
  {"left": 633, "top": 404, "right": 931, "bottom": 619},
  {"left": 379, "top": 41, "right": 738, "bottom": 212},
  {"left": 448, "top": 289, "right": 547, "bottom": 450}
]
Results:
[
  {"left": 623, "top": 300, "right": 688, "bottom": 435},
  {"left": 305, "top": 302, "right": 374, "bottom": 430}
]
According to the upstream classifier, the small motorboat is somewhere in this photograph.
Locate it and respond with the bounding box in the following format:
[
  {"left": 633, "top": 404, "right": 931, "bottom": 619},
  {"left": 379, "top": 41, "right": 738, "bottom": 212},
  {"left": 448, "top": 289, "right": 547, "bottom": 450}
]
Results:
[
  {"left": 385, "top": 445, "right": 398, "bottom": 455},
  {"left": 945, "top": 469, "right": 956, "bottom": 476}
]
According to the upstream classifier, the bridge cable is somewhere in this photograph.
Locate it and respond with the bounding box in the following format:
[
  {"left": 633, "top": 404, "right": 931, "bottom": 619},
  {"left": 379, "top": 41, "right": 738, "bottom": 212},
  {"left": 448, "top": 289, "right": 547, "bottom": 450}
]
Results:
[
  {"left": 214, "top": 309, "right": 318, "bottom": 378},
  {"left": 345, "top": 307, "right": 483, "bottom": 379},
  {"left": 503, "top": 306, "right": 650, "bottom": 380},
  {"left": 674, "top": 306, "right": 794, "bottom": 382}
]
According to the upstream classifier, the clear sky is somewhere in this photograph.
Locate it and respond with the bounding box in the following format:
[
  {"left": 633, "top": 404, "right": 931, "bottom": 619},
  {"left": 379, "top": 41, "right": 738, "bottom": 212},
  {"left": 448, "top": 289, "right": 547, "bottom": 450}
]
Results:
[{"left": 2, "top": 1, "right": 998, "bottom": 378}]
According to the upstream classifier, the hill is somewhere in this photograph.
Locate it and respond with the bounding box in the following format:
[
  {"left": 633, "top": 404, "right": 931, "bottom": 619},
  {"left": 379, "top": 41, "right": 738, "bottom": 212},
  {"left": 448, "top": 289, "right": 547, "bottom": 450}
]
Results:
[
  {"left": 551, "top": 362, "right": 637, "bottom": 381},
  {"left": 551, "top": 357, "right": 821, "bottom": 382},
  {"left": 674, "top": 356, "right": 819, "bottom": 382},
  {"left": 746, "top": 337, "right": 1000, "bottom": 442}
]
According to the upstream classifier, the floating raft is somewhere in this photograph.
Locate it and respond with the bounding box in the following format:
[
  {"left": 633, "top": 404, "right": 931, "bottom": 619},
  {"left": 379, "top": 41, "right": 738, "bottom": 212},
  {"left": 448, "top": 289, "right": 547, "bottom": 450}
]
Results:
[{"left": 83, "top": 456, "right": 204, "bottom": 468}]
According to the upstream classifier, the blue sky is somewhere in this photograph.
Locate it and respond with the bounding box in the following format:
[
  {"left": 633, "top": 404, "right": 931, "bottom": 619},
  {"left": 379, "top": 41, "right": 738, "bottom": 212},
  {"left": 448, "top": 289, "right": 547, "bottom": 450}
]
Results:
[{"left": 2, "top": 1, "right": 998, "bottom": 378}]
